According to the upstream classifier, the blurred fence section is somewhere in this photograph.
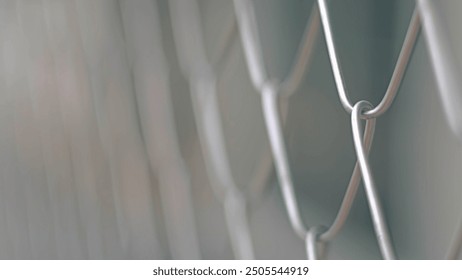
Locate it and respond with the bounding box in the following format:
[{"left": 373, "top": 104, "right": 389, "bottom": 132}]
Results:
[{"left": 0, "top": 0, "right": 173, "bottom": 259}]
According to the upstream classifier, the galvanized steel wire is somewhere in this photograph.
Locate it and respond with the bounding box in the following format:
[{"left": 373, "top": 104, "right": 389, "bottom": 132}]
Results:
[{"left": 233, "top": 0, "right": 462, "bottom": 259}]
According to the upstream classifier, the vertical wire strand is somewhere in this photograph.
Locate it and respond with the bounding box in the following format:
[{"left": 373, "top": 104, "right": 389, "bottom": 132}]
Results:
[
  {"left": 233, "top": 0, "right": 269, "bottom": 89},
  {"left": 351, "top": 101, "right": 396, "bottom": 260},
  {"left": 319, "top": 113, "right": 376, "bottom": 242},
  {"left": 306, "top": 226, "right": 327, "bottom": 260},
  {"left": 261, "top": 82, "right": 308, "bottom": 239},
  {"left": 306, "top": 227, "right": 320, "bottom": 260},
  {"left": 317, "top": 0, "right": 352, "bottom": 113}
]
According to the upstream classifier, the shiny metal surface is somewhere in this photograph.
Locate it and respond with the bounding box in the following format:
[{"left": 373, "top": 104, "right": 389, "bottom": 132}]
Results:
[
  {"left": 351, "top": 101, "right": 395, "bottom": 259},
  {"left": 320, "top": 112, "right": 376, "bottom": 242},
  {"left": 306, "top": 225, "right": 327, "bottom": 260},
  {"left": 318, "top": 0, "right": 420, "bottom": 118},
  {"left": 261, "top": 82, "right": 307, "bottom": 239},
  {"left": 235, "top": 0, "right": 321, "bottom": 248}
]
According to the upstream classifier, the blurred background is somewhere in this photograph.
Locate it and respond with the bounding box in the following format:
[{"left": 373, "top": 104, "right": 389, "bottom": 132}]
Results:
[{"left": 0, "top": 0, "right": 460, "bottom": 259}]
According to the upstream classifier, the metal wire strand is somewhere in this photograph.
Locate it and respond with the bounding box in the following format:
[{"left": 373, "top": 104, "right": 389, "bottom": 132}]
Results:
[
  {"left": 318, "top": 0, "right": 421, "bottom": 118},
  {"left": 261, "top": 82, "right": 307, "bottom": 239},
  {"left": 306, "top": 226, "right": 328, "bottom": 260},
  {"left": 319, "top": 113, "right": 376, "bottom": 242},
  {"left": 351, "top": 101, "right": 396, "bottom": 260},
  {"left": 233, "top": 0, "right": 268, "bottom": 90},
  {"left": 261, "top": 81, "right": 377, "bottom": 243}
]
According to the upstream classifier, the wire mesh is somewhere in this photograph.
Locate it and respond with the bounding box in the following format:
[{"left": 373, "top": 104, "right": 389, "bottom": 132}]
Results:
[{"left": 0, "top": 0, "right": 460, "bottom": 260}]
